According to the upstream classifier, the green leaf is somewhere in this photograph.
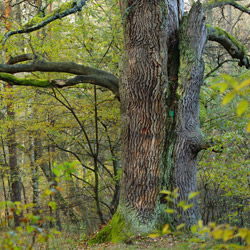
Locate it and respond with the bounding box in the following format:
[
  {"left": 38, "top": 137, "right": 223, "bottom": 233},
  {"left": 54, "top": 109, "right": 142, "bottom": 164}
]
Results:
[
  {"left": 27, "top": 225, "right": 35, "bottom": 234},
  {"left": 52, "top": 168, "right": 61, "bottom": 177},
  {"left": 237, "top": 100, "right": 248, "bottom": 116},
  {"left": 48, "top": 201, "right": 57, "bottom": 210}
]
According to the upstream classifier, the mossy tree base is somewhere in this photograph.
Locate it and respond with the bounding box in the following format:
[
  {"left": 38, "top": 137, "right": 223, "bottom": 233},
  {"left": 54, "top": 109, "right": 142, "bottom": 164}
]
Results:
[{"left": 88, "top": 212, "right": 131, "bottom": 245}]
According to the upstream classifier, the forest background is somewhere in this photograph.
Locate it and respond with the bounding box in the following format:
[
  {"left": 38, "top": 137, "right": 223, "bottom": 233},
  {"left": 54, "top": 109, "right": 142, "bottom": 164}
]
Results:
[{"left": 0, "top": 0, "right": 250, "bottom": 249}]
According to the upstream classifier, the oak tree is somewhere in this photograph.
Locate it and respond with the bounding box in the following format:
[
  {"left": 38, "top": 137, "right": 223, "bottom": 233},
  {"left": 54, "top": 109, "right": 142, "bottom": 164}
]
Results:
[{"left": 0, "top": 0, "right": 249, "bottom": 241}]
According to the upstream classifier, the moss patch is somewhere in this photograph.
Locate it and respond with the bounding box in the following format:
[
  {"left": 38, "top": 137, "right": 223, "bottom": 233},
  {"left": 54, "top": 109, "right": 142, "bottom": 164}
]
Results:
[
  {"left": 24, "top": 1, "right": 74, "bottom": 28},
  {"left": 207, "top": 24, "right": 247, "bottom": 54},
  {"left": 0, "top": 73, "right": 51, "bottom": 87},
  {"left": 88, "top": 213, "right": 130, "bottom": 245}
]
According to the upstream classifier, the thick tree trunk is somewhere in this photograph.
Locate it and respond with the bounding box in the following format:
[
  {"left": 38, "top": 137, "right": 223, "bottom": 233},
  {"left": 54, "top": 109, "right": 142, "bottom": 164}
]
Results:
[
  {"left": 118, "top": 0, "right": 179, "bottom": 232},
  {"left": 89, "top": 2, "right": 208, "bottom": 243}
]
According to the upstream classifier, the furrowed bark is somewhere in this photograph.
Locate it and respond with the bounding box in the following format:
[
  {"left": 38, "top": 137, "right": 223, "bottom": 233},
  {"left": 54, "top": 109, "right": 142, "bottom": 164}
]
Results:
[
  {"left": 119, "top": 0, "right": 168, "bottom": 233},
  {"left": 173, "top": 2, "right": 207, "bottom": 228}
]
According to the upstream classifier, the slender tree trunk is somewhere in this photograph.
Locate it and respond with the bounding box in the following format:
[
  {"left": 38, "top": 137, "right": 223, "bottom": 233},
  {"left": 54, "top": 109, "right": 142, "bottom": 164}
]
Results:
[
  {"left": 28, "top": 102, "right": 39, "bottom": 213},
  {"left": 93, "top": 85, "right": 105, "bottom": 224},
  {"left": 5, "top": 0, "right": 22, "bottom": 227},
  {"left": 1, "top": 136, "right": 10, "bottom": 226},
  {"left": 172, "top": 4, "right": 207, "bottom": 227}
]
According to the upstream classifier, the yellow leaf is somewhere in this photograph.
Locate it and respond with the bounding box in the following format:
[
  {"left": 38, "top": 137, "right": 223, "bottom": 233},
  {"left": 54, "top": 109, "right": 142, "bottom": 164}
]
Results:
[
  {"left": 176, "top": 223, "right": 185, "bottom": 230},
  {"left": 222, "top": 74, "right": 238, "bottom": 84},
  {"left": 148, "top": 233, "right": 160, "bottom": 238},
  {"left": 246, "top": 232, "right": 250, "bottom": 245},
  {"left": 247, "top": 121, "right": 250, "bottom": 133},
  {"left": 219, "top": 82, "right": 229, "bottom": 93},
  {"left": 198, "top": 220, "right": 203, "bottom": 229},
  {"left": 213, "top": 82, "right": 228, "bottom": 93},
  {"left": 160, "top": 190, "right": 171, "bottom": 195},
  {"left": 183, "top": 204, "right": 193, "bottom": 211},
  {"left": 212, "top": 229, "right": 223, "bottom": 240},
  {"left": 162, "top": 224, "right": 171, "bottom": 234},
  {"left": 188, "top": 191, "right": 200, "bottom": 200},
  {"left": 237, "top": 100, "right": 248, "bottom": 116},
  {"left": 238, "top": 228, "right": 248, "bottom": 239},
  {"left": 223, "top": 229, "right": 234, "bottom": 242},
  {"left": 177, "top": 200, "right": 186, "bottom": 208},
  {"left": 191, "top": 225, "right": 198, "bottom": 234},
  {"left": 165, "top": 208, "right": 175, "bottom": 214},
  {"left": 238, "top": 78, "right": 250, "bottom": 90},
  {"left": 222, "top": 92, "right": 235, "bottom": 105}
]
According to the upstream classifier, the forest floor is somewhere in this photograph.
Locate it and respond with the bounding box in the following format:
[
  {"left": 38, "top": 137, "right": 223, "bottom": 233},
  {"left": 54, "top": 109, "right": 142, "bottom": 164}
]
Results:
[
  {"left": 32, "top": 233, "right": 225, "bottom": 250},
  {"left": 0, "top": 230, "right": 242, "bottom": 249}
]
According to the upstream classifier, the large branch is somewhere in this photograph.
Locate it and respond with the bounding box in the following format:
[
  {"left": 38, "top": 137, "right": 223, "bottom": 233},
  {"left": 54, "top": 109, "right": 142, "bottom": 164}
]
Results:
[
  {"left": 204, "top": 0, "right": 250, "bottom": 15},
  {"left": 3, "top": 0, "right": 86, "bottom": 45},
  {"left": 207, "top": 25, "right": 250, "bottom": 68},
  {"left": 0, "top": 60, "right": 119, "bottom": 97}
]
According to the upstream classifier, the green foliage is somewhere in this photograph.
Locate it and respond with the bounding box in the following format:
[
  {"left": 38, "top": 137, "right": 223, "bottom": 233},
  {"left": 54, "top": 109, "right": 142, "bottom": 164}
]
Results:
[
  {"left": 149, "top": 190, "right": 250, "bottom": 249},
  {"left": 213, "top": 74, "right": 250, "bottom": 132},
  {"left": 0, "top": 194, "right": 60, "bottom": 249}
]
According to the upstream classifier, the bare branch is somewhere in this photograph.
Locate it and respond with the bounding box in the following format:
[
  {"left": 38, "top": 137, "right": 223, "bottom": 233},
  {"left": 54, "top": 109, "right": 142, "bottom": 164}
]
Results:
[
  {"left": 204, "top": 0, "right": 250, "bottom": 15},
  {"left": 3, "top": 0, "right": 86, "bottom": 45},
  {"left": 207, "top": 25, "right": 250, "bottom": 68},
  {"left": 204, "top": 59, "right": 237, "bottom": 79},
  {"left": 0, "top": 60, "right": 119, "bottom": 96}
]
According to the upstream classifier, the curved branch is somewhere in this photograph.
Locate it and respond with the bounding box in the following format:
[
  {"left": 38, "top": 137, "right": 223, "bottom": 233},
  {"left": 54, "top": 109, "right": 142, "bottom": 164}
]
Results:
[
  {"left": 7, "top": 53, "right": 37, "bottom": 65},
  {"left": 0, "top": 60, "right": 119, "bottom": 96},
  {"left": 207, "top": 25, "right": 250, "bottom": 68},
  {"left": 204, "top": 0, "right": 250, "bottom": 15},
  {"left": 3, "top": 0, "right": 86, "bottom": 45}
]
